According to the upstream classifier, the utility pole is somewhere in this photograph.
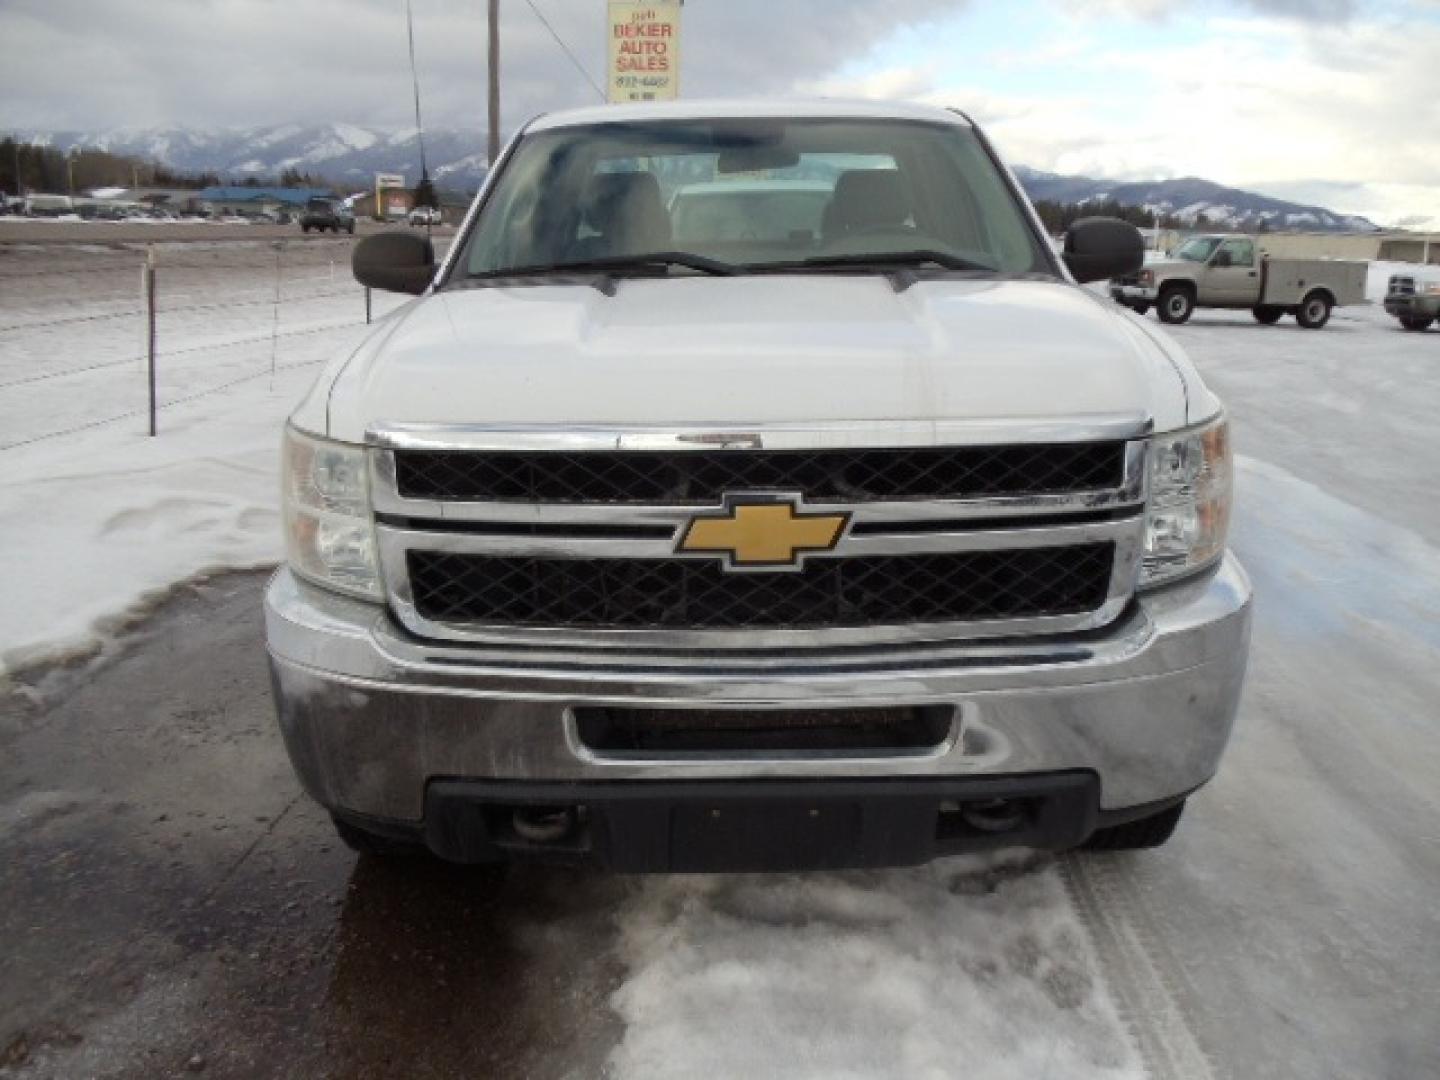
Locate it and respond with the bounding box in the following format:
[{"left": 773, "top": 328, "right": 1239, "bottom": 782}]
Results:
[
  {"left": 488, "top": 0, "right": 501, "bottom": 165},
  {"left": 67, "top": 151, "right": 75, "bottom": 195},
  {"left": 406, "top": 0, "right": 430, "bottom": 202}
]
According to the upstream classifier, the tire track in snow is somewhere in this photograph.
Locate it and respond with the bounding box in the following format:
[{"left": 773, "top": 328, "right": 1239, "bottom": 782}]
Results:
[{"left": 1063, "top": 853, "right": 1217, "bottom": 1080}]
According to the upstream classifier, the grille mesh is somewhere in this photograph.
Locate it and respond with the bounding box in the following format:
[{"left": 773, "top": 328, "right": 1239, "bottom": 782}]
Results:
[
  {"left": 393, "top": 443, "right": 1125, "bottom": 505},
  {"left": 406, "top": 544, "right": 1114, "bottom": 630}
]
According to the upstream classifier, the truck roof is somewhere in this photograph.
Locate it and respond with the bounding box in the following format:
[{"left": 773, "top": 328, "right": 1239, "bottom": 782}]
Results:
[{"left": 527, "top": 98, "right": 973, "bottom": 133}]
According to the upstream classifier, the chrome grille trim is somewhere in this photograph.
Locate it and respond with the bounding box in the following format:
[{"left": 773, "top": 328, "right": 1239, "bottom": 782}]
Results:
[
  {"left": 368, "top": 416, "right": 1151, "bottom": 452},
  {"left": 370, "top": 428, "right": 1148, "bottom": 524},
  {"left": 367, "top": 419, "right": 1150, "bottom": 650}
]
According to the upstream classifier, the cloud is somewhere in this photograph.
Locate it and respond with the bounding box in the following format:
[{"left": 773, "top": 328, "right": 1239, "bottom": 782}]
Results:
[
  {"left": 810, "top": 8, "right": 1440, "bottom": 227},
  {"left": 1060, "top": 0, "right": 1357, "bottom": 21},
  {"left": 0, "top": 0, "right": 969, "bottom": 133}
]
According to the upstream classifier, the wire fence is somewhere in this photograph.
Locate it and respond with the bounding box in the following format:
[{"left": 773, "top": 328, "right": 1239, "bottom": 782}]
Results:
[{"left": 0, "top": 239, "right": 396, "bottom": 451}]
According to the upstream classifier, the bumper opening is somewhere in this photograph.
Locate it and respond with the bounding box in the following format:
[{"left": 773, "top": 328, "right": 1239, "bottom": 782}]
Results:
[
  {"left": 417, "top": 773, "right": 1099, "bottom": 872},
  {"left": 573, "top": 704, "right": 955, "bottom": 756}
]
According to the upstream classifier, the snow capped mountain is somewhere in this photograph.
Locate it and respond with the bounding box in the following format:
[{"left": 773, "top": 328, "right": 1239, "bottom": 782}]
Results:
[
  {"left": 1010, "top": 166, "right": 1378, "bottom": 232},
  {"left": 9, "top": 125, "right": 1383, "bottom": 230},
  {"left": 13, "top": 124, "right": 492, "bottom": 190}
]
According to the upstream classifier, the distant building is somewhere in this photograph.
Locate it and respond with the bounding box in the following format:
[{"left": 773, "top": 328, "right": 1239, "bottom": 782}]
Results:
[
  {"left": 352, "top": 188, "right": 416, "bottom": 221},
  {"left": 193, "top": 185, "right": 337, "bottom": 216},
  {"left": 86, "top": 186, "right": 204, "bottom": 213},
  {"left": 350, "top": 189, "right": 472, "bottom": 223}
]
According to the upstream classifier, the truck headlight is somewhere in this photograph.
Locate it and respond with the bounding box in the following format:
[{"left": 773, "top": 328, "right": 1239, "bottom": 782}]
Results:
[
  {"left": 1139, "top": 269, "right": 1154, "bottom": 286},
  {"left": 1141, "top": 414, "right": 1232, "bottom": 588},
  {"left": 282, "top": 425, "right": 381, "bottom": 600}
]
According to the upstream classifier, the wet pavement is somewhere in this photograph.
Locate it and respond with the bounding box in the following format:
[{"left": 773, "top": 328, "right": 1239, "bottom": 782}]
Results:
[{"left": 1, "top": 574, "right": 623, "bottom": 1080}]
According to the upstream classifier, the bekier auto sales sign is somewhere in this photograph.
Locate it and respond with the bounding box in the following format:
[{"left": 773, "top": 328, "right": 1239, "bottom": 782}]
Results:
[{"left": 606, "top": 0, "right": 682, "bottom": 103}]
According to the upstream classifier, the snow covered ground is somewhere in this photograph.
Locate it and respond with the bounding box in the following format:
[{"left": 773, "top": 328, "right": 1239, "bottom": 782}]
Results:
[
  {"left": 610, "top": 855, "right": 1145, "bottom": 1080},
  {"left": 0, "top": 241, "right": 410, "bottom": 673},
  {"left": 3, "top": 245, "right": 1438, "bottom": 1078}
]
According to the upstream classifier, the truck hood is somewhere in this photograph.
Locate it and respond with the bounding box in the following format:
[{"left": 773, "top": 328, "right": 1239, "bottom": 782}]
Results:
[
  {"left": 310, "top": 276, "right": 1206, "bottom": 442},
  {"left": 1143, "top": 259, "right": 1196, "bottom": 277}
]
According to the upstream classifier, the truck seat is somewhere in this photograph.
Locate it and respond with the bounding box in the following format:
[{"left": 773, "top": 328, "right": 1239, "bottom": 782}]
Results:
[
  {"left": 821, "top": 169, "right": 915, "bottom": 241},
  {"left": 572, "top": 172, "right": 672, "bottom": 259}
]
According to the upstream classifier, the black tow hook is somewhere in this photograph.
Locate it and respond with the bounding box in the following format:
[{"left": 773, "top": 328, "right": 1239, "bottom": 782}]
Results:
[
  {"left": 958, "top": 798, "right": 1029, "bottom": 834},
  {"left": 512, "top": 805, "right": 577, "bottom": 844}
]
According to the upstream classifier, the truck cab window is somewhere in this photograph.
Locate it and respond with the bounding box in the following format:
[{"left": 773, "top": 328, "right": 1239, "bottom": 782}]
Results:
[{"left": 1218, "top": 239, "right": 1255, "bottom": 267}]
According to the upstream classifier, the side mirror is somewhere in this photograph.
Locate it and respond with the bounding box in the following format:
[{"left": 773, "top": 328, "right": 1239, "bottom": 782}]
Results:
[
  {"left": 1213, "top": 250, "right": 1233, "bottom": 268},
  {"left": 1063, "top": 217, "right": 1144, "bottom": 284},
  {"left": 353, "top": 231, "right": 435, "bottom": 295}
]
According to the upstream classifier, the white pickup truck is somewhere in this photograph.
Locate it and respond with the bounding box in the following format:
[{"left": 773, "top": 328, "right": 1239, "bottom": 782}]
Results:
[
  {"left": 266, "top": 100, "right": 1251, "bottom": 871},
  {"left": 1110, "top": 233, "right": 1366, "bottom": 328}
]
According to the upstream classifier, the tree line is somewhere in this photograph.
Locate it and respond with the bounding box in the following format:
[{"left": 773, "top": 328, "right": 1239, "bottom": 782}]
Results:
[
  {"left": 0, "top": 138, "right": 223, "bottom": 196},
  {"left": 1, "top": 137, "right": 454, "bottom": 210},
  {"left": 0, "top": 138, "right": 354, "bottom": 196},
  {"left": 1030, "top": 198, "right": 1190, "bottom": 234},
  {"left": 1030, "top": 197, "right": 1279, "bottom": 235}
]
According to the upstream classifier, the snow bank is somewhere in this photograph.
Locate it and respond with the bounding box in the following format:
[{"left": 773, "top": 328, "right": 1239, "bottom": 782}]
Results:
[
  {"left": 607, "top": 854, "right": 1143, "bottom": 1080},
  {"left": 2, "top": 368, "right": 308, "bottom": 673},
  {"left": 0, "top": 245, "right": 405, "bottom": 675}
]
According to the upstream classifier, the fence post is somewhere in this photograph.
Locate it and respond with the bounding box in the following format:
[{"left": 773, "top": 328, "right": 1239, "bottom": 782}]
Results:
[
  {"left": 145, "top": 246, "right": 157, "bottom": 436},
  {"left": 365, "top": 286, "right": 372, "bottom": 324}
]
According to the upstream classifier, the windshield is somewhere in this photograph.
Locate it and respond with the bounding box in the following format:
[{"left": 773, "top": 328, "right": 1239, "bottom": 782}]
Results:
[
  {"left": 1174, "top": 237, "right": 1222, "bottom": 263},
  {"left": 455, "top": 118, "right": 1051, "bottom": 278},
  {"left": 307, "top": 198, "right": 333, "bottom": 211}
]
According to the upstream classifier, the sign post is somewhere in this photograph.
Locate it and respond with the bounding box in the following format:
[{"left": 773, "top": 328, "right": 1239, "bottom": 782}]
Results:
[{"left": 606, "top": 0, "right": 682, "bottom": 103}]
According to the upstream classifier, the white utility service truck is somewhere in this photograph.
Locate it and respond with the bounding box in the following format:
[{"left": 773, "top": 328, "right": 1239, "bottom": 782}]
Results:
[{"left": 1110, "top": 233, "right": 1366, "bottom": 328}]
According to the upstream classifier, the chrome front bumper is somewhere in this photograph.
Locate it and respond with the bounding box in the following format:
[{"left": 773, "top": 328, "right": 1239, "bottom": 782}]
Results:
[
  {"left": 1111, "top": 284, "right": 1158, "bottom": 302},
  {"left": 265, "top": 555, "right": 1251, "bottom": 823}
]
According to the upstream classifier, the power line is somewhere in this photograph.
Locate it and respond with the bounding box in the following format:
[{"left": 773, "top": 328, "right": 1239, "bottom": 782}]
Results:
[{"left": 521, "top": 0, "right": 605, "bottom": 100}]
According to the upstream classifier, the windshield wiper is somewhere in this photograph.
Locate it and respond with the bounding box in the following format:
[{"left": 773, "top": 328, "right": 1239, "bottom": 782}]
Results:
[
  {"left": 472, "top": 252, "right": 739, "bottom": 293},
  {"left": 749, "top": 250, "right": 997, "bottom": 292}
]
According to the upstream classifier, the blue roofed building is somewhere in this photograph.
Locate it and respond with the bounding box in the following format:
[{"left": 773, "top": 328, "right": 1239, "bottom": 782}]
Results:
[{"left": 194, "top": 185, "right": 338, "bottom": 216}]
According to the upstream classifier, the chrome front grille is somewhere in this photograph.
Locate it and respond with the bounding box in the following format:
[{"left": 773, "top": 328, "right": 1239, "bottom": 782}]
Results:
[
  {"left": 407, "top": 544, "right": 1115, "bottom": 629},
  {"left": 369, "top": 419, "right": 1150, "bottom": 650},
  {"left": 393, "top": 442, "right": 1126, "bottom": 504}
]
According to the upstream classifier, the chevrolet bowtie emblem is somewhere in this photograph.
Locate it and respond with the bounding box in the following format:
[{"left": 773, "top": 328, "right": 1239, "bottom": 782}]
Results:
[{"left": 677, "top": 496, "right": 849, "bottom": 570}]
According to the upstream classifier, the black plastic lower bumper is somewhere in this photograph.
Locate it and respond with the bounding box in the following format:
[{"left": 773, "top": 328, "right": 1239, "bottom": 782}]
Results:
[
  {"left": 1385, "top": 298, "right": 1436, "bottom": 318},
  {"left": 400, "top": 773, "right": 1102, "bottom": 872}
]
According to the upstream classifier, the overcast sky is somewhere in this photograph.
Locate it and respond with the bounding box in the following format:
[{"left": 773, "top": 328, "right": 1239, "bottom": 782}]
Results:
[{"left": 2, "top": 0, "right": 1437, "bottom": 226}]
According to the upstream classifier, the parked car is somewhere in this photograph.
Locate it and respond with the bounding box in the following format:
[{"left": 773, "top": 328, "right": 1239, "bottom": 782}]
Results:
[
  {"left": 300, "top": 196, "right": 355, "bottom": 234},
  {"left": 268, "top": 99, "right": 1251, "bottom": 871},
  {"left": 408, "top": 206, "right": 442, "bottom": 226},
  {"left": 1382, "top": 270, "right": 1440, "bottom": 331},
  {"left": 1110, "top": 234, "right": 1366, "bottom": 328}
]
